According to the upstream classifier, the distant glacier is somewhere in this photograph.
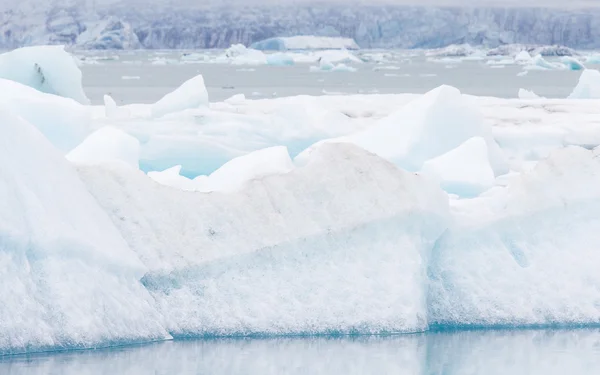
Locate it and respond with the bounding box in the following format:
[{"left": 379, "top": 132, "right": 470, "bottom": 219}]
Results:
[{"left": 2, "top": 3, "right": 600, "bottom": 49}]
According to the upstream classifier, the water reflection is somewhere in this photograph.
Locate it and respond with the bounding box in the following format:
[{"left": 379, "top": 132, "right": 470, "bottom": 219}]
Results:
[{"left": 1, "top": 329, "right": 599, "bottom": 375}]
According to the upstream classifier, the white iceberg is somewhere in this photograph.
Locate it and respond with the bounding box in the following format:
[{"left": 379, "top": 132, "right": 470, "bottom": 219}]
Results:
[
  {"left": 0, "top": 45, "right": 90, "bottom": 104},
  {"left": 429, "top": 146, "right": 600, "bottom": 327},
  {"left": 568, "top": 69, "right": 600, "bottom": 99},
  {"left": 66, "top": 126, "right": 141, "bottom": 168},
  {"left": 78, "top": 143, "right": 450, "bottom": 336},
  {"left": 0, "top": 107, "right": 168, "bottom": 355},
  {"left": 421, "top": 137, "right": 496, "bottom": 198},
  {"left": 305, "top": 85, "right": 507, "bottom": 176},
  {"left": 0, "top": 78, "right": 90, "bottom": 152},
  {"left": 151, "top": 74, "right": 209, "bottom": 118}
]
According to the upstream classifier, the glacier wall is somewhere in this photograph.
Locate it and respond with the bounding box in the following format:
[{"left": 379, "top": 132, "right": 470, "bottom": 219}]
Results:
[{"left": 3, "top": 2, "right": 600, "bottom": 49}]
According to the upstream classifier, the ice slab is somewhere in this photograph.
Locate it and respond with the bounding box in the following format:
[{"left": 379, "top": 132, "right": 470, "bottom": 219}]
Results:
[
  {"left": 300, "top": 85, "right": 507, "bottom": 177},
  {"left": 421, "top": 137, "right": 495, "bottom": 198},
  {"left": 429, "top": 146, "right": 600, "bottom": 327},
  {"left": 0, "top": 107, "right": 168, "bottom": 355},
  {"left": 151, "top": 74, "right": 209, "bottom": 118},
  {"left": 78, "top": 143, "right": 449, "bottom": 336},
  {"left": 0, "top": 78, "right": 90, "bottom": 152},
  {"left": 66, "top": 126, "right": 141, "bottom": 168},
  {"left": 0, "top": 46, "right": 89, "bottom": 104},
  {"left": 568, "top": 69, "right": 600, "bottom": 99}
]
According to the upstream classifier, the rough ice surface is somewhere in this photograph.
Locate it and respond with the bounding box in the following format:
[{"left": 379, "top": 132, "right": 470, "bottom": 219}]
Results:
[
  {"left": 568, "top": 69, "right": 600, "bottom": 99},
  {"left": 0, "top": 107, "right": 168, "bottom": 355},
  {"left": 221, "top": 44, "right": 268, "bottom": 65},
  {"left": 66, "top": 126, "right": 141, "bottom": 168},
  {"left": 0, "top": 46, "right": 89, "bottom": 104},
  {"left": 429, "top": 146, "right": 600, "bottom": 327},
  {"left": 420, "top": 137, "right": 495, "bottom": 198},
  {"left": 151, "top": 74, "right": 209, "bottom": 118},
  {"left": 251, "top": 36, "right": 359, "bottom": 51},
  {"left": 316, "top": 85, "right": 508, "bottom": 176},
  {"left": 0, "top": 78, "right": 90, "bottom": 152},
  {"left": 78, "top": 143, "right": 449, "bottom": 336}
]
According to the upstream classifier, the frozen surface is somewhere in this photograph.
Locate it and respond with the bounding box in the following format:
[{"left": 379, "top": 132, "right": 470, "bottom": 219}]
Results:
[
  {"left": 66, "top": 126, "right": 141, "bottom": 168},
  {"left": 151, "top": 74, "right": 209, "bottom": 118},
  {"left": 0, "top": 46, "right": 89, "bottom": 104},
  {"left": 78, "top": 143, "right": 449, "bottom": 336},
  {"left": 518, "top": 88, "right": 542, "bottom": 99},
  {"left": 569, "top": 69, "right": 600, "bottom": 99},
  {"left": 561, "top": 56, "right": 585, "bottom": 71},
  {"left": 0, "top": 107, "right": 167, "bottom": 355},
  {"left": 429, "top": 147, "right": 600, "bottom": 327},
  {"left": 251, "top": 36, "right": 359, "bottom": 51},
  {"left": 421, "top": 137, "right": 495, "bottom": 197}
]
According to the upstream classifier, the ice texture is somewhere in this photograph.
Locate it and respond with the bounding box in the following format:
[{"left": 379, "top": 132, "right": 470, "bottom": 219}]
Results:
[
  {"left": 568, "top": 69, "right": 600, "bottom": 99},
  {"left": 0, "top": 107, "right": 168, "bottom": 355},
  {"left": 66, "top": 126, "right": 141, "bottom": 168},
  {"left": 151, "top": 74, "right": 209, "bottom": 118},
  {"left": 421, "top": 137, "right": 495, "bottom": 198},
  {"left": 0, "top": 46, "right": 89, "bottom": 104},
  {"left": 518, "top": 88, "right": 542, "bottom": 99},
  {"left": 78, "top": 143, "right": 450, "bottom": 336},
  {"left": 429, "top": 146, "right": 600, "bottom": 327},
  {"left": 561, "top": 56, "right": 585, "bottom": 70},
  {"left": 251, "top": 36, "right": 359, "bottom": 51}
]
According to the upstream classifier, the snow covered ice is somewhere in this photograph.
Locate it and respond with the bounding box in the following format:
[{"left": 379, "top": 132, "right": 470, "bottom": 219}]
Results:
[
  {"left": 66, "top": 126, "right": 141, "bottom": 168},
  {"left": 568, "top": 69, "right": 600, "bottom": 99}
]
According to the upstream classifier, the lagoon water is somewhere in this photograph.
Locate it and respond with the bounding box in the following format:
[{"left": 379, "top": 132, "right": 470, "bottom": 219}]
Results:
[
  {"left": 78, "top": 50, "right": 585, "bottom": 104},
  {"left": 2, "top": 329, "right": 599, "bottom": 375}
]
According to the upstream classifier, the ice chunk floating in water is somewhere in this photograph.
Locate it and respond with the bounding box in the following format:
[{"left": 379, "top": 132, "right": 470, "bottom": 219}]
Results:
[
  {"left": 0, "top": 45, "right": 89, "bottom": 104},
  {"left": 152, "top": 74, "right": 209, "bottom": 118}
]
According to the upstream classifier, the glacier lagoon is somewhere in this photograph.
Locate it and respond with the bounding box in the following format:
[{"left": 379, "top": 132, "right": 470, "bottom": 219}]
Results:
[
  {"left": 2, "top": 329, "right": 599, "bottom": 375},
  {"left": 2, "top": 44, "right": 600, "bottom": 373},
  {"left": 77, "top": 49, "right": 586, "bottom": 104}
]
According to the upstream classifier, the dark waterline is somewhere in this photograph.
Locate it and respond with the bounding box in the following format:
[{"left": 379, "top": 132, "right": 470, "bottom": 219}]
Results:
[{"left": 2, "top": 328, "right": 599, "bottom": 374}]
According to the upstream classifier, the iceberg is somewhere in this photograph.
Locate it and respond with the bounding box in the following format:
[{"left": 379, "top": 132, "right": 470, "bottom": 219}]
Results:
[
  {"left": 151, "top": 74, "right": 209, "bottom": 118},
  {"left": 266, "top": 53, "right": 295, "bottom": 66},
  {"left": 420, "top": 137, "right": 496, "bottom": 198},
  {"left": 514, "top": 50, "right": 532, "bottom": 63},
  {"left": 0, "top": 78, "right": 90, "bottom": 152},
  {"left": 149, "top": 146, "right": 295, "bottom": 193},
  {"left": 304, "top": 85, "right": 507, "bottom": 176},
  {"left": 78, "top": 143, "right": 450, "bottom": 336},
  {"left": 0, "top": 45, "right": 90, "bottom": 104},
  {"left": 568, "top": 69, "right": 600, "bottom": 99},
  {"left": 0, "top": 107, "right": 168, "bottom": 355},
  {"left": 429, "top": 146, "right": 600, "bottom": 327},
  {"left": 66, "top": 126, "right": 141, "bottom": 168},
  {"left": 251, "top": 36, "right": 359, "bottom": 51},
  {"left": 518, "top": 88, "right": 543, "bottom": 99},
  {"left": 561, "top": 56, "right": 585, "bottom": 70},
  {"left": 221, "top": 44, "right": 268, "bottom": 65}
]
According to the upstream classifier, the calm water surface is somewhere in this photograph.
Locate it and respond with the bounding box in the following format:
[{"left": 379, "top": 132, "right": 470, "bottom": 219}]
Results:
[
  {"left": 78, "top": 50, "right": 586, "bottom": 104},
  {"left": 2, "top": 329, "right": 599, "bottom": 374}
]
